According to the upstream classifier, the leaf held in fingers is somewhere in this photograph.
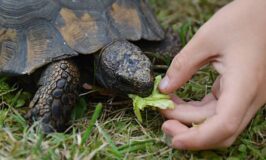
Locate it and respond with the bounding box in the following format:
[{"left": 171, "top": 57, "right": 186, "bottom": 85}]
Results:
[{"left": 129, "top": 75, "right": 175, "bottom": 122}]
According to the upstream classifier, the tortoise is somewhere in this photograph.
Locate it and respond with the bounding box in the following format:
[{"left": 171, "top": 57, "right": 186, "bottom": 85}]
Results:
[{"left": 0, "top": 0, "right": 179, "bottom": 133}]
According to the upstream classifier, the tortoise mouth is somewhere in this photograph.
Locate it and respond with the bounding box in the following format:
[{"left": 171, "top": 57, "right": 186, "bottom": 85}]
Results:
[
  {"left": 114, "top": 70, "right": 154, "bottom": 96},
  {"left": 129, "top": 79, "right": 154, "bottom": 97}
]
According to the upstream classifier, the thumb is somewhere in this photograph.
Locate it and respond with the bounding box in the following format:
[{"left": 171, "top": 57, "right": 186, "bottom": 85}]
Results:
[{"left": 159, "top": 30, "right": 217, "bottom": 93}]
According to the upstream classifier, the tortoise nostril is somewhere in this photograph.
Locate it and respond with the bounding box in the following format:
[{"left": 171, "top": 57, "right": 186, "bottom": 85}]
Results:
[{"left": 128, "top": 59, "right": 134, "bottom": 65}]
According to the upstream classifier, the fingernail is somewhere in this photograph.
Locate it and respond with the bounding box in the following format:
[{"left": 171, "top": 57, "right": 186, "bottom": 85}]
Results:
[
  {"left": 159, "top": 76, "right": 169, "bottom": 90},
  {"left": 163, "top": 133, "right": 173, "bottom": 146}
]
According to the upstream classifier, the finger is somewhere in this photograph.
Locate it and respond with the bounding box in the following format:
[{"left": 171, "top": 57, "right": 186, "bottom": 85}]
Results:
[
  {"left": 160, "top": 94, "right": 217, "bottom": 124},
  {"left": 171, "top": 115, "right": 237, "bottom": 150},
  {"left": 211, "top": 76, "right": 221, "bottom": 99},
  {"left": 159, "top": 29, "right": 218, "bottom": 93},
  {"left": 162, "top": 120, "right": 189, "bottom": 136},
  {"left": 170, "top": 72, "right": 256, "bottom": 150},
  {"left": 169, "top": 94, "right": 185, "bottom": 104},
  {"left": 170, "top": 93, "right": 214, "bottom": 106},
  {"left": 187, "top": 93, "right": 216, "bottom": 106}
]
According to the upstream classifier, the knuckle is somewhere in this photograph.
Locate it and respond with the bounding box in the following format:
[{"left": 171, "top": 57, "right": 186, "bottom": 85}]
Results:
[
  {"left": 172, "top": 55, "right": 183, "bottom": 69},
  {"left": 171, "top": 53, "right": 187, "bottom": 71},
  {"left": 166, "top": 55, "right": 184, "bottom": 79}
]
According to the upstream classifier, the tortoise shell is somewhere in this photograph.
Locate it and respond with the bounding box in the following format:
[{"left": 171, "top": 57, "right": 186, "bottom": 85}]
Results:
[{"left": 0, "top": 0, "right": 164, "bottom": 75}]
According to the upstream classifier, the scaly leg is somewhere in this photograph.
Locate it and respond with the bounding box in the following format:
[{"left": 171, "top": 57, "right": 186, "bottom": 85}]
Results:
[{"left": 26, "top": 60, "right": 80, "bottom": 133}]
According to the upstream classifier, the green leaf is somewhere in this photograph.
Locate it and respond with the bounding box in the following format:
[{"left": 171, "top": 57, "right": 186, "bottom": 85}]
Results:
[{"left": 129, "top": 75, "right": 175, "bottom": 122}]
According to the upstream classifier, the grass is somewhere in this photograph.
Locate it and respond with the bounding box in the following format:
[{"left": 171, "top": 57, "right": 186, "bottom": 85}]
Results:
[{"left": 0, "top": 0, "right": 265, "bottom": 159}]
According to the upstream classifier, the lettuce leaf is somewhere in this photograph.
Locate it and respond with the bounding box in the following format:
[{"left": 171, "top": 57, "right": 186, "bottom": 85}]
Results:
[{"left": 129, "top": 75, "right": 175, "bottom": 122}]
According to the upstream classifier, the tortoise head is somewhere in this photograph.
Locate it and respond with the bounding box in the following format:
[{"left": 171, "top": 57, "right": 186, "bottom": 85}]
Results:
[{"left": 95, "top": 40, "right": 153, "bottom": 96}]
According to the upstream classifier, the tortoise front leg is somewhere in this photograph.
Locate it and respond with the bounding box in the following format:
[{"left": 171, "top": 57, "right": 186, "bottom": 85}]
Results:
[{"left": 26, "top": 60, "right": 80, "bottom": 133}]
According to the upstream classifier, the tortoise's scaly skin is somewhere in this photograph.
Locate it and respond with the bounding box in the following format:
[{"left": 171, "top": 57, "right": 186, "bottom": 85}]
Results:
[{"left": 26, "top": 60, "right": 79, "bottom": 133}]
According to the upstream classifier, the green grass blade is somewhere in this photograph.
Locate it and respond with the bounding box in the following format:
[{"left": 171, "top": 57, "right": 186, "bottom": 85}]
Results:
[
  {"left": 96, "top": 122, "right": 123, "bottom": 159},
  {"left": 81, "top": 103, "right": 103, "bottom": 145},
  {"left": 118, "top": 139, "right": 155, "bottom": 153},
  {"left": 10, "top": 89, "right": 22, "bottom": 107}
]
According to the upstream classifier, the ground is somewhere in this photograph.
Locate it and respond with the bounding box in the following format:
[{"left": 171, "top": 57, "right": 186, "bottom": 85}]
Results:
[{"left": 0, "top": 0, "right": 265, "bottom": 159}]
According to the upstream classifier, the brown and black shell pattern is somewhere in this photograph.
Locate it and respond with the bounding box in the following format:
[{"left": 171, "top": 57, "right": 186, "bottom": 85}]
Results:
[{"left": 0, "top": 0, "right": 164, "bottom": 76}]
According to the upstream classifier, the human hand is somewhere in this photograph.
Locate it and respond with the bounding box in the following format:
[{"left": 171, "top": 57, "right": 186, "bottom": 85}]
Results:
[{"left": 159, "top": 0, "right": 266, "bottom": 150}]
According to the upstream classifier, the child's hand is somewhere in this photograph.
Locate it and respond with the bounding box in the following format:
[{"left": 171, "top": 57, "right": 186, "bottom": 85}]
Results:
[{"left": 159, "top": 0, "right": 266, "bottom": 150}]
